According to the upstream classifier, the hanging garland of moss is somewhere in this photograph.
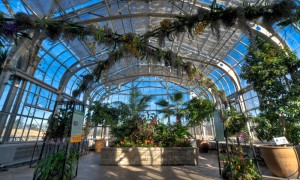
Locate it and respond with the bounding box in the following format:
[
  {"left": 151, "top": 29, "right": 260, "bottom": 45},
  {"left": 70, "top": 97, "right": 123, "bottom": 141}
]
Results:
[
  {"left": 194, "top": 71, "right": 228, "bottom": 106},
  {"left": 0, "top": 0, "right": 299, "bottom": 102}
]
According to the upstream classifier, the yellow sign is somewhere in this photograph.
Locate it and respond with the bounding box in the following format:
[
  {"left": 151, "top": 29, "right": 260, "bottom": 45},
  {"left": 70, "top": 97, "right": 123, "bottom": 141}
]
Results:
[{"left": 70, "top": 135, "right": 82, "bottom": 143}]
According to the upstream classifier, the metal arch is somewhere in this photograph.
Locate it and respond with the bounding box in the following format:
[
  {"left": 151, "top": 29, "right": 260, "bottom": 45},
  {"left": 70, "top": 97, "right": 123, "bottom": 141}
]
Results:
[
  {"left": 85, "top": 71, "right": 209, "bottom": 103},
  {"left": 1, "top": 0, "right": 292, "bottom": 101},
  {"left": 26, "top": 0, "right": 290, "bottom": 96},
  {"left": 59, "top": 41, "right": 244, "bottom": 90},
  {"left": 52, "top": 0, "right": 211, "bottom": 22},
  {"left": 56, "top": 24, "right": 288, "bottom": 99},
  {"left": 88, "top": 76, "right": 211, "bottom": 103}
]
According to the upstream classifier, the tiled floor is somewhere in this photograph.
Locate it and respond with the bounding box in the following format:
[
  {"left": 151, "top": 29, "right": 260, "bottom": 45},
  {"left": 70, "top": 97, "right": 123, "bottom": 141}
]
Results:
[{"left": 0, "top": 151, "right": 296, "bottom": 180}]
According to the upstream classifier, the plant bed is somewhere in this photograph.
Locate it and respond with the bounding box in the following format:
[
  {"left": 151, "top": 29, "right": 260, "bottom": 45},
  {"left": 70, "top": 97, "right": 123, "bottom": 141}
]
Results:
[{"left": 100, "top": 147, "right": 198, "bottom": 166}]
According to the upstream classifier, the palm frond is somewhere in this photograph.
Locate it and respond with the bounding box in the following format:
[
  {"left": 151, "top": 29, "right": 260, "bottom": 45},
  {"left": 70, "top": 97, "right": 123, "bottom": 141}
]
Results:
[
  {"left": 173, "top": 92, "right": 183, "bottom": 102},
  {"left": 155, "top": 99, "right": 169, "bottom": 107}
]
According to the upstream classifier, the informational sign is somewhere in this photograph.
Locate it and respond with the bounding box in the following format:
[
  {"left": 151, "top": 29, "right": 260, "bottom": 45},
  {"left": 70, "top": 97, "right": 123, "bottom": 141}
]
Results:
[
  {"left": 70, "top": 110, "right": 84, "bottom": 143},
  {"left": 273, "top": 136, "right": 289, "bottom": 145},
  {"left": 213, "top": 111, "right": 225, "bottom": 141}
]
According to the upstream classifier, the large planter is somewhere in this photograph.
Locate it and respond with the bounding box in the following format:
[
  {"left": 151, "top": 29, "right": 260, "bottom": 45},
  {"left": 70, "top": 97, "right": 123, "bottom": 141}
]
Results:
[
  {"left": 196, "top": 139, "right": 209, "bottom": 153},
  {"left": 100, "top": 147, "right": 199, "bottom": 165},
  {"left": 95, "top": 139, "right": 106, "bottom": 153},
  {"left": 260, "top": 146, "right": 299, "bottom": 178}
]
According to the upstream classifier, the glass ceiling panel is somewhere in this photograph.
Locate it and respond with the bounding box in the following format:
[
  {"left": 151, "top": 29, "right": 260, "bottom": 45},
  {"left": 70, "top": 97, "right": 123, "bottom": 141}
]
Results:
[
  {"left": 64, "top": 68, "right": 90, "bottom": 101},
  {"left": 8, "top": 0, "right": 27, "bottom": 13},
  {"left": 228, "top": 49, "right": 244, "bottom": 62},
  {"left": 0, "top": 1, "right": 9, "bottom": 14},
  {"left": 4, "top": 0, "right": 298, "bottom": 111},
  {"left": 223, "top": 56, "right": 236, "bottom": 67},
  {"left": 34, "top": 39, "right": 81, "bottom": 88},
  {"left": 279, "top": 25, "right": 300, "bottom": 56},
  {"left": 89, "top": 76, "right": 207, "bottom": 102},
  {"left": 224, "top": 75, "right": 235, "bottom": 94}
]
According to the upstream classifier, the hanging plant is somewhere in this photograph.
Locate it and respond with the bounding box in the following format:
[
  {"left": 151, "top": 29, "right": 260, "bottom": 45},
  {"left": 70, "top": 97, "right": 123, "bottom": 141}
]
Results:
[
  {"left": 194, "top": 21, "right": 208, "bottom": 35},
  {"left": 14, "top": 12, "right": 34, "bottom": 31},
  {"left": 220, "top": 7, "right": 239, "bottom": 28}
]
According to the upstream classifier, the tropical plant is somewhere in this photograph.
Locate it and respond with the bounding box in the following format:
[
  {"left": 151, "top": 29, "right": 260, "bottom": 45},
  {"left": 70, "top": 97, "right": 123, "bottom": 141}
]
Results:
[
  {"left": 86, "top": 101, "right": 119, "bottom": 138},
  {"left": 222, "top": 107, "right": 246, "bottom": 137},
  {"left": 33, "top": 151, "right": 78, "bottom": 180},
  {"left": 186, "top": 97, "right": 214, "bottom": 138},
  {"left": 155, "top": 92, "right": 187, "bottom": 124},
  {"left": 128, "top": 87, "right": 152, "bottom": 119},
  {"left": 154, "top": 122, "right": 192, "bottom": 147},
  {"left": 46, "top": 109, "right": 73, "bottom": 141},
  {"left": 112, "top": 119, "right": 192, "bottom": 148},
  {"left": 101, "top": 87, "right": 152, "bottom": 142},
  {"left": 240, "top": 36, "right": 300, "bottom": 145},
  {"left": 221, "top": 145, "right": 261, "bottom": 180}
]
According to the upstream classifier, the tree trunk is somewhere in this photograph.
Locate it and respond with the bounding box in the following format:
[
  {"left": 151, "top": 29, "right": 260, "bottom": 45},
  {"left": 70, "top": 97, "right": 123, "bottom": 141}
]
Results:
[
  {"left": 100, "top": 126, "right": 103, "bottom": 139},
  {"left": 193, "top": 126, "right": 196, "bottom": 139},
  {"left": 176, "top": 114, "right": 181, "bottom": 124},
  {"left": 236, "top": 135, "right": 240, "bottom": 146}
]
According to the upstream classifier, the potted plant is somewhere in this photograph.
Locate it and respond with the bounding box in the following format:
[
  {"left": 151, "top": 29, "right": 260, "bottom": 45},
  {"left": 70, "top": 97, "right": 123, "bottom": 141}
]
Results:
[
  {"left": 34, "top": 151, "right": 78, "bottom": 180},
  {"left": 240, "top": 36, "right": 300, "bottom": 178},
  {"left": 186, "top": 97, "right": 214, "bottom": 152}
]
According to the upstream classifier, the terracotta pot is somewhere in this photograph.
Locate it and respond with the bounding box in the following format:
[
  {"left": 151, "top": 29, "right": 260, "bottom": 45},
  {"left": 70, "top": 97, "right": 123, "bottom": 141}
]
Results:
[
  {"left": 260, "top": 146, "right": 299, "bottom": 178},
  {"left": 95, "top": 139, "right": 106, "bottom": 153},
  {"left": 196, "top": 140, "right": 209, "bottom": 153}
]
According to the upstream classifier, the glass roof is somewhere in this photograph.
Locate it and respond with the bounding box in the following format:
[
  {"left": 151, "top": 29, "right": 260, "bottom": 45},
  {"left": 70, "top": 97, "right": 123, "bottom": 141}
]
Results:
[
  {"left": 2, "top": 0, "right": 300, "bottom": 104},
  {"left": 2, "top": 0, "right": 300, "bottom": 143}
]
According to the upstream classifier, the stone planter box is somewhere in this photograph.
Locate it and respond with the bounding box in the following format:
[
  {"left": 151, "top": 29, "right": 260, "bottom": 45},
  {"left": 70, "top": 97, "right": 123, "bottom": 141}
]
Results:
[{"left": 100, "top": 147, "right": 199, "bottom": 166}]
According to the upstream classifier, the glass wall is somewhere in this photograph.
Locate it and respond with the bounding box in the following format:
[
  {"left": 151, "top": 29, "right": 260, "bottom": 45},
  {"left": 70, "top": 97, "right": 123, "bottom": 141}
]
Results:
[{"left": 0, "top": 80, "right": 56, "bottom": 142}]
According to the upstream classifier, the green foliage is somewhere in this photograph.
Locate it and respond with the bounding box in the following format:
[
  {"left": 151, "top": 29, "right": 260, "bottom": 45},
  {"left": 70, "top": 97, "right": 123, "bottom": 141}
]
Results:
[
  {"left": 222, "top": 107, "right": 247, "bottom": 137},
  {"left": 221, "top": 145, "right": 261, "bottom": 180},
  {"left": 34, "top": 151, "right": 78, "bottom": 180},
  {"left": 253, "top": 116, "right": 281, "bottom": 142},
  {"left": 154, "top": 122, "right": 192, "bottom": 147},
  {"left": 112, "top": 119, "right": 192, "bottom": 148},
  {"left": 155, "top": 92, "right": 187, "bottom": 124},
  {"left": 128, "top": 87, "right": 152, "bottom": 118},
  {"left": 186, "top": 97, "right": 214, "bottom": 126},
  {"left": 46, "top": 109, "right": 73, "bottom": 140},
  {"left": 86, "top": 101, "right": 119, "bottom": 127},
  {"left": 240, "top": 36, "right": 300, "bottom": 145}
]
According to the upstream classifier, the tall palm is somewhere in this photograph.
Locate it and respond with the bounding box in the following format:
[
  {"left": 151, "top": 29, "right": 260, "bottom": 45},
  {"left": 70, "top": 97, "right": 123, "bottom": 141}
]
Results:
[
  {"left": 155, "top": 92, "right": 186, "bottom": 124},
  {"left": 128, "top": 87, "right": 153, "bottom": 118}
]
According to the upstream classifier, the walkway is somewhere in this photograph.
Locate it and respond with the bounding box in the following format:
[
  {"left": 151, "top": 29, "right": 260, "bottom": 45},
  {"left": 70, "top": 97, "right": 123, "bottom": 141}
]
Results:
[{"left": 0, "top": 151, "right": 292, "bottom": 180}]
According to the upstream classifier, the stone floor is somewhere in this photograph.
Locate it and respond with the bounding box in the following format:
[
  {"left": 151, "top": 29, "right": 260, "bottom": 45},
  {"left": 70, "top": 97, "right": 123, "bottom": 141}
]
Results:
[{"left": 0, "top": 151, "right": 296, "bottom": 180}]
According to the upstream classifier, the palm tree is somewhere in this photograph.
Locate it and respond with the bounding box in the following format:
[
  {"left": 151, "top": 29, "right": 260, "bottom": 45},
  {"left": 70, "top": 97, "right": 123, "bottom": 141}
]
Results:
[
  {"left": 155, "top": 92, "right": 186, "bottom": 124},
  {"left": 128, "top": 87, "right": 153, "bottom": 119}
]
